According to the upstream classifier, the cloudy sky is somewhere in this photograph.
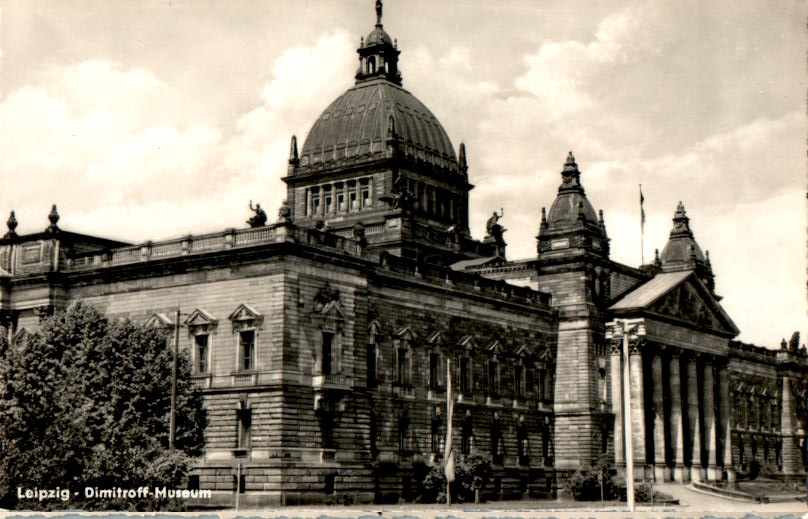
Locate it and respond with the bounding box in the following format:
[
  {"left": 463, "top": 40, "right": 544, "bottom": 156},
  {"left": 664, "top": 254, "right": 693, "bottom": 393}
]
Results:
[{"left": 1, "top": 0, "right": 805, "bottom": 347}]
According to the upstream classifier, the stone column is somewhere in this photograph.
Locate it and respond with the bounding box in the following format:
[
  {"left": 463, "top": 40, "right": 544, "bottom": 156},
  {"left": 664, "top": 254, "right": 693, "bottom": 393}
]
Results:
[
  {"left": 610, "top": 341, "right": 624, "bottom": 468},
  {"left": 718, "top": 363, "right": 736, "bottom": 483},
  {"left": 702, "top": 359, "right": 720, "bottom": 480},
  {"left": 651, "top": 351, "right": 667, "bottom": 481},
  {"left": 668, "top": 352, "right": 686, "bottom": 482},
  {"left": 686, "top": 355, "right": 703, "bottom": 482},
  {"left": 781, "top": 375, "right": 801, "bottom": 474},
  {"left": 629, "top": 339, "right": 646, "bottom": 478}
]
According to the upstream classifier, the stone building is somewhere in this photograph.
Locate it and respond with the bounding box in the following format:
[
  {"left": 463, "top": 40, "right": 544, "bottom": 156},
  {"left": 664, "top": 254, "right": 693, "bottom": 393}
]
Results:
[{"left": 0, "top": 0, "right": 805, "bottom": 507}]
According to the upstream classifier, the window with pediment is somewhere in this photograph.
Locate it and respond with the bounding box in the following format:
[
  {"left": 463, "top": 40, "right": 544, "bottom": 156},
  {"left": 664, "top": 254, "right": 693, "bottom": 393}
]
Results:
[
  {"left": 367, "top": 320, "right": 381, "bottom": 388},
  {"left": 513, "top": 345, "right": 531, "bottom": 401},
  {"left": 229, "top": 304, "right": 263, "bottom": 373},
  {"left": 426, "top": 331, "right": 445, "bottom": 392},
  {"left": 486, "top": 340, "right": 503, "bottom": 398},
  {"left": 394, "top": 327, "right": 415, "bottom": 388},
  {"left": 313, "top": 285, "right": 345, "bottom": 376},
  {"left": 457, "top": 335, "right": 475, "bottom": 395},
  {"left": 184, "top": 309, "right": 217, "bottom": 375}
]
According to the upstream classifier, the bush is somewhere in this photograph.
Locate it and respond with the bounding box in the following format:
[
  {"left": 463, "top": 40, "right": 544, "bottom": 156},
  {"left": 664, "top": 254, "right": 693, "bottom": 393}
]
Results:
[
  {"left": 564, "top": 461, "right": 617, "bottom": 501},
  {"left": 418, "top": 453, "right": 492, "bottom": 504}
]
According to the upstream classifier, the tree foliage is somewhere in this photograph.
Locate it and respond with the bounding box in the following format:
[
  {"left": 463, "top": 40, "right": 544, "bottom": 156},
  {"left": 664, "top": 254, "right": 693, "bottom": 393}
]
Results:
[{"left": 0, "top": 302, "right": 206, "bottom": 510}]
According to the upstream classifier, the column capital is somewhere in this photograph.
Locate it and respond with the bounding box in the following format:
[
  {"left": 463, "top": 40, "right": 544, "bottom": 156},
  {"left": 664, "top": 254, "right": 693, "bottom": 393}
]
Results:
[
  {"left": 609, "top": 338, "right": 622, "bottom": 355},
  {"left": 628, "top": 336, "right": 646, "bottom": 355}
]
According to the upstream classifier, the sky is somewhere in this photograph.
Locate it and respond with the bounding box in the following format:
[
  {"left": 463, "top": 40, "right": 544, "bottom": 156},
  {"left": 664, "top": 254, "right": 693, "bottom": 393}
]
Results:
[{"left": 0, "top": 0, "right": 805, "bottom": 347}]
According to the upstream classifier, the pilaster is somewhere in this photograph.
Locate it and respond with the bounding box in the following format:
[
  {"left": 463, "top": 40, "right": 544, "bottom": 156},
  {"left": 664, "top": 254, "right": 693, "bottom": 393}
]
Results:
[
  {"left": 718, "top": 364, "right": 735, "bottom": 484},
  {"left": 781, "top": 375, "right": 801, "bottom": 474},
  {"left": 610, "top": 340, "right": 624, "bottom": 468}
]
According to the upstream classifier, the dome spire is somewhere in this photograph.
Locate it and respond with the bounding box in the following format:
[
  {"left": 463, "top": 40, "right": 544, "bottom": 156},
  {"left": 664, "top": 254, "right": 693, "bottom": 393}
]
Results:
[
  {"left": 558, "top": 150, "right": 584, "bottom": 195},
  {"left": 376, "top": 0, "right": 383, "bottom": 26}
]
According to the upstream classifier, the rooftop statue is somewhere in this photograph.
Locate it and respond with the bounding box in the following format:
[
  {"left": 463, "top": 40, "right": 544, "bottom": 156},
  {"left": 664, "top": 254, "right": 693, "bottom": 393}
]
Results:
[
  {"left": 486, "top": 208, "right": 506, "bottom": 242},
  {"left": 247, "top": 200, "right": 268, "bottom": 228}
]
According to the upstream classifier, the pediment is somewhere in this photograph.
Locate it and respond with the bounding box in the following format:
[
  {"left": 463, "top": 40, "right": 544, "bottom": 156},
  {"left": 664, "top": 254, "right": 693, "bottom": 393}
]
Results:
[
  {"left": 144, "top": 313, "right": 174, "bottom": 329},
  {"left": 648, "top": 277, "right": 738, "bottom": 336},
  {"left": 229, "top": 303, "right": 262, "bottom": 323},
  {"left": 426, "top": 330, "right": 446, "bottom": 347},
  {"left": 368, "top": 319, "right": 382, "bottom": 336},
  {"left": 184, "top": 308, "right": 217, "bottom": 328},
  {"left": 513, "top": 343, "right": 532, "bottom": 358},
  {"left": 487, "top": 340, "right": 504, "bottom": 355},
  {"left": 395, "top": 325, "right": 416, "bottom": 342},
  {"left": 320, "top": 300, "right": 345, "bottom": 320},
  {"left": 457, "top": 335, "right": 477, "bottom": 350}
]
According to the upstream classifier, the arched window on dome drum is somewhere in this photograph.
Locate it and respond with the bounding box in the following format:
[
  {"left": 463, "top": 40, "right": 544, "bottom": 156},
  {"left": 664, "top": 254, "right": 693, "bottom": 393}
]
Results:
[{"left": 368, "top": 56, "right": 376, "bottom": 74}]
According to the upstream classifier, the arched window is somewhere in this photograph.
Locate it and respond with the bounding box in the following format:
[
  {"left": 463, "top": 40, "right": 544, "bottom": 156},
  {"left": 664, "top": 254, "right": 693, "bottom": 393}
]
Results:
[{"left": 367, "top": 56, "right": 376, "bottom": 74}]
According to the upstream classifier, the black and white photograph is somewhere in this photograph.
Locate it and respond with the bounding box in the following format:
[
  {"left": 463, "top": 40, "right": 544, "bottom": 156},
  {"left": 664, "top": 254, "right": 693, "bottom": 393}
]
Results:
[{"left": 0, "top": 0, "right": 806, "bottom": 514}]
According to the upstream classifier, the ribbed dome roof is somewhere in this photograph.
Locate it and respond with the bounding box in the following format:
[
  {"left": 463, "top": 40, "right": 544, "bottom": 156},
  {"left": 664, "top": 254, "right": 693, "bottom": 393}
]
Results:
[{"left": 298, "top": 79, "right": 458, "bottom": 172}]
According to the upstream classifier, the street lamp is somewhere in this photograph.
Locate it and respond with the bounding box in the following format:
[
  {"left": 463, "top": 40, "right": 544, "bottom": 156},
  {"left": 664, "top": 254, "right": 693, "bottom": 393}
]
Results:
[{"left": 606, "top": 318, "right": 645, "bottom": 512}]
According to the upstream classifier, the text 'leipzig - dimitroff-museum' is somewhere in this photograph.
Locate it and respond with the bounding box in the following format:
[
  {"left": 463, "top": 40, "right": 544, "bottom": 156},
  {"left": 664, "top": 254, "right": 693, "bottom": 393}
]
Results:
[{"left": 1, "top": 1, "right": 807, "bottom": 507}]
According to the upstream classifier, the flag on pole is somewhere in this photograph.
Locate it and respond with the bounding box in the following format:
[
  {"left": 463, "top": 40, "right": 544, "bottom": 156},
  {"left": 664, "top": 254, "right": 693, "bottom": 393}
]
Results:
[
  {"left": 639, "top": 184, "right": 646, "bottom": 265},
  {"left": 444, "top": 358, "right": 455, "bottom": 483},
  {"left": 640, "top": 184, "right": 646, "bottom": 229}
]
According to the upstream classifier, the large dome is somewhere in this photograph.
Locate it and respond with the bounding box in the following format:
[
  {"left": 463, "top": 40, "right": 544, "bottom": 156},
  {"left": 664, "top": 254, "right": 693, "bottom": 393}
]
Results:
[{"left": 297, "top": 79, "right": 458, "bottom": 173}]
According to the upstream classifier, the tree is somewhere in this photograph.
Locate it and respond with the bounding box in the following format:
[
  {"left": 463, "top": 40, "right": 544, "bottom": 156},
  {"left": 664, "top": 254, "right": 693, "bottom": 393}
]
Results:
[{"left": 0, "top": 302, "right": 206, "bottom": 510}]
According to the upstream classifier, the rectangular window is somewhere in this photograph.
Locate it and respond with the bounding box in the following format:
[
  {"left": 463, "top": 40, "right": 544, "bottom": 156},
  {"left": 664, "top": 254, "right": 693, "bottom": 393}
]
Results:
[
  {"left": 429, "top": 352, "right": 440, "bottom": 390},
  {"left": 460, "top": 357, "right": 471, "bottom": 394},
  {"left": 488, "top": 360, "right": 499, "bottom": 397},
  {"left": 195, "top": 334, "right": 209, "bottom": 374},
  {"left": 431, "top": 419, "right": 441, "bottom": 453},
  {"left": 325, "top": 195, "right": 333, "bottom": 214},
  {"left": 322, "top": 332, "right": 333, "bottom": 375},
  {"left": 313, "top": 196, "right": 321, "bottom": 215},
  {"left": 514, "top": 365, "right": 524, "bottom": 399},
  {"left": 350, "top": 192, "right": 358, "bottom": 211},
  {"left": 237, "top": 408, "right": 251, "bottom": 449},
  {"left": 396, "top": 347, "right": 410, "bottom": 387},
  {"left": 337, "top": 193, "right": 345, "bottom": 212},
  {"left": 239, "top": 330, "right": 255, "bottom": 371},
  {"left": 360, "top": 179, "right": 370, "bottom": 208},
  {"left": 367, "top": 343, "right": 377, "bottom": 388}
]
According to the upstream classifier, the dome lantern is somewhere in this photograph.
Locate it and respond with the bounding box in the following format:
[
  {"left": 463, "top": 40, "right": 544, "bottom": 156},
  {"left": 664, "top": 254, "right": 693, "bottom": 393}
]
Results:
[{"left": 355, "top": 0, "right": 402, "bottom": 85}]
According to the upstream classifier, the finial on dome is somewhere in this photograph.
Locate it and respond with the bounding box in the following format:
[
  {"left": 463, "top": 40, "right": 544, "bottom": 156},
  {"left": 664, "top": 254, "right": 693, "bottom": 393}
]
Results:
[
  {"left": 360, "top": 36, "right": 364, "bottom": 48},
  {"left": 4, "top": 211, "right": 18, "bottom": 239},
  {"left": 289, "top": 135, "right": 299, "bottom": 163},
  {"left": 459, "top": 142, "right": 467, "bottom": 172},
  {"left": 47, "top": 204, "right": 60, "bottom": 233},
  {"left": 654, "top": 248, "right": 661, "bottom": 267},
  {"left": 540, "top": 207, "right": 547, "bottom": 227},
  {"left": 566, "top": 151, "right": 575, "bottom": 165},
  {"left": 376, "top": 0, "right": 383, "bottom": 26},
  {"left": 670, "top": 201, "right": 692, "bottom": 236}
]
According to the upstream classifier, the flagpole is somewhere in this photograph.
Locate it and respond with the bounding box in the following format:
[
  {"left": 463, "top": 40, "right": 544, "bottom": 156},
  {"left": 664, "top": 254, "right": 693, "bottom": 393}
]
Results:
[{"left": 443, "top": 357, "right": 454, "bottom": 506}]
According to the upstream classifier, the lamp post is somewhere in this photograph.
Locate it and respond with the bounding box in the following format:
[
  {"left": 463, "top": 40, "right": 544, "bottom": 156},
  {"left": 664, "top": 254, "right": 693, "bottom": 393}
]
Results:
[{"left": 606, "top": 318, "right": 645, "bottom": 512}]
